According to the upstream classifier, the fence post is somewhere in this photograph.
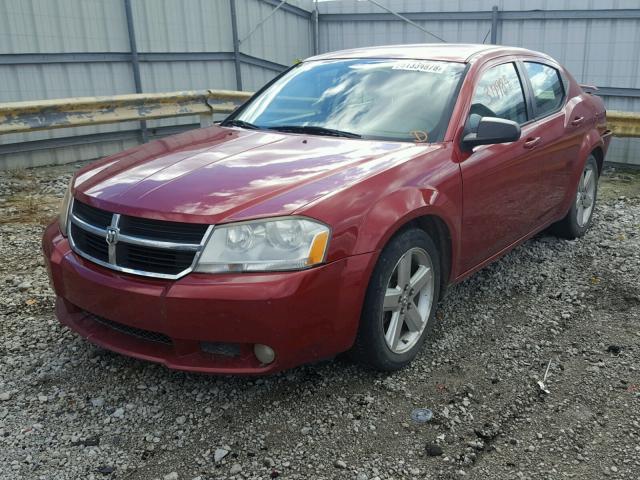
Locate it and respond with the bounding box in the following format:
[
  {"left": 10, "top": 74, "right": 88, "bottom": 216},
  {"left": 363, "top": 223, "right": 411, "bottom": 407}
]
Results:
[
  {"left": 229, "top": 0, "right": 243, "bottom": 91},
  {"left": 123, "top": 0, "right": 148, "bottom": 143},
  {"left": 312, "top": 5, "right": 319, "bottom": 55},
  {"left": 490, "top": 6, "right": 500, "bottom": 44}
]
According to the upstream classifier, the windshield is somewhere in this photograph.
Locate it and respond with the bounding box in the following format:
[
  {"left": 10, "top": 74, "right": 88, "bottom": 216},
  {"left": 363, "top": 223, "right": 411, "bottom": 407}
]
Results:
[{"left": 227, "top": 59, "right": 466, "bottom": 142}]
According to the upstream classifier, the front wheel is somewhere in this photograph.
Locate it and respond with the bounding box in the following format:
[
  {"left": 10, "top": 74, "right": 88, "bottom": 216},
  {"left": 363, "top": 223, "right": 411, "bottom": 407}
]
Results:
[
  {"left": 552, "top": 155, "right": 599, "bottom": 239},
  {"left": 351, "top": 229, "right": 441, "bottom": 371}
]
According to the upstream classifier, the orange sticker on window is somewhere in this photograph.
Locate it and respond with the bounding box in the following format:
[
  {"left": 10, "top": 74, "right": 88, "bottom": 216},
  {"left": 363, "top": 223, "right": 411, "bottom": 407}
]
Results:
[{"left": 411, "top": 130, "right": 429, "bottom": 143}]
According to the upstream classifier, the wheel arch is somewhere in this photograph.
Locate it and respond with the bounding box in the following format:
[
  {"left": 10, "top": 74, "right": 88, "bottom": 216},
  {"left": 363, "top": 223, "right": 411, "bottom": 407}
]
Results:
[
  {"left": 399, "top": 215, "right": 452, "bottom": 298},
  {"left": 353, "top": 185, "right": 459, "bottom": 293},
  {"left": 557, "top": 130, "right": 606, "bottom": 218},
  {"left": 369, "top": 211, "right": 454, "bottom": 300},
  {"left": 578, "top": 128, "right": 605, "bottom": 174},
  {"left": 591, "top": 145, "right": 604, "bottom": 174}
]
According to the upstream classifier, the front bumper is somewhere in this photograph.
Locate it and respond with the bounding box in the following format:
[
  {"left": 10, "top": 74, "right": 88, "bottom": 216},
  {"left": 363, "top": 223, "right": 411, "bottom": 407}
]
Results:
[{"left": 43, "top": 222, "right": 374, "bottom": 374}]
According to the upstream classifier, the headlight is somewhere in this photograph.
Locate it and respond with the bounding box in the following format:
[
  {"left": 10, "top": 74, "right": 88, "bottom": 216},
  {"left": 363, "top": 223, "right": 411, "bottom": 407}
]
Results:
[
  {"left": 58, "top": 177, "right": 73, "bottom": 237},
  {"left": 195, "top": 217, "right": 330, "bottom": 273}
]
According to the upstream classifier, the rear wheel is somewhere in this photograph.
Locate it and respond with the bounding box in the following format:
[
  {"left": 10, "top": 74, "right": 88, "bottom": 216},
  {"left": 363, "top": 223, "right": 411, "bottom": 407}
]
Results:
[
  {"left": 552, "top": 155, "right": 599, "bottom": 239},
  {"left": 351, "top": 228, "right": 440, "bottom": 371}
]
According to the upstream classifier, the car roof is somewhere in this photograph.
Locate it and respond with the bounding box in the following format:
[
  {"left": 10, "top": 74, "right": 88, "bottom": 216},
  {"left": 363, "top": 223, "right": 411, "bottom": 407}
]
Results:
[{"left": 305, "top": 43, "right": 551, "bottom": 63}]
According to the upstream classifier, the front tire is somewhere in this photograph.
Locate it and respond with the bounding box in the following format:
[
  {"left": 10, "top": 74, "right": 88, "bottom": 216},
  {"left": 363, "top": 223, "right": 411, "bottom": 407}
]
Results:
[
  {"left": 552, "top": 155, "right": 599, "bottom": 239},
  {"left": 351, "top": 228, "right": 441, "bottom": 371}
]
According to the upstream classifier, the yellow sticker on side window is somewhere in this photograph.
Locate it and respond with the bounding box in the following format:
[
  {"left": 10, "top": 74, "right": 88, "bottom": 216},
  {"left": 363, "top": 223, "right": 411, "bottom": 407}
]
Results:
[{"left": 538, "top": 91, "right": 555, "bottom": 100}]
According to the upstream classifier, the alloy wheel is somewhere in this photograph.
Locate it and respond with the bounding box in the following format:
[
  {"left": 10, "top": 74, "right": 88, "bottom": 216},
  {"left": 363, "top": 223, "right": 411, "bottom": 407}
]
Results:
[
  {"left": 382, "top": 247, "right": 435, "bottom": 354},
  {"left": 576, "top": 162, "right": 596, "bottom": 227}
]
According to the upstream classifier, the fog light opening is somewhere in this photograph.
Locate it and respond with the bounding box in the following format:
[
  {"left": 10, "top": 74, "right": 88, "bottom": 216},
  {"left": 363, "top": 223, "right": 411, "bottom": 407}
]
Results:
[
  {"left": 200, "top": 342, "right": 240, "bottom": 357},
  {"left": 254, "top": 344, "right": 276, "bottom": 365}
]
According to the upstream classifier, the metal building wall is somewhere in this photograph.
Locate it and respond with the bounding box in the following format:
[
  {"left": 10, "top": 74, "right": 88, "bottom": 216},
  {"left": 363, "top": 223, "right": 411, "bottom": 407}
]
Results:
[
  {"left": 0, "top": 0, "right": 139, "bottom": 169},
  {"left": 2, "top": 0, "right": 639, "bottom": 168},
  {"left": 0, "top": 0, "right": 314, "bottom": 170},
  {"left": 318, "top": 0, "right": 640, "bottom": 166}
]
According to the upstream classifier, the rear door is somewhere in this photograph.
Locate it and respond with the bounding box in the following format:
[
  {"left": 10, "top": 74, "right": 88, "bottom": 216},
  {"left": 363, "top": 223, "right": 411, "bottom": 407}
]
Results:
[
  {"left": 518, "top": 59, "right": 581, "bottom": 222},
  {"left": 458, "top": 59, "right": 543, "bottom": 273}
]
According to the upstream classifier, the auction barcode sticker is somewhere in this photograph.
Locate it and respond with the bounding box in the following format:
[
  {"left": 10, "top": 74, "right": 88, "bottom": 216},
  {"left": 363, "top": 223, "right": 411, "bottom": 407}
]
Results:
[{"left": 391, "top": 61, "right": 445, "bottom": 73}]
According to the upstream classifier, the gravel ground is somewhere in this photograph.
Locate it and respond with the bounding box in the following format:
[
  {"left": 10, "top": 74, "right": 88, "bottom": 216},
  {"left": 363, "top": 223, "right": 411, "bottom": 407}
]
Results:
[{"left": 0, "top": 162, "right": 638, "bottom": 480}]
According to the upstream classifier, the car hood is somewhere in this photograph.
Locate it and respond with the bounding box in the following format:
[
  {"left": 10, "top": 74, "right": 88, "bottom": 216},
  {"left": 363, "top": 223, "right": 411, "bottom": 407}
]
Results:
[{"left": 74, "top": 126, "right": 436, "bottom": 224}]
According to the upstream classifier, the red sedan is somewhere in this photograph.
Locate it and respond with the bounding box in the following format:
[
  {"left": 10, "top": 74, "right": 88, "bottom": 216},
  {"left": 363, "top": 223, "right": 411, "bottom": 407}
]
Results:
[{"left": 43, "top": 44, "right": 611, "bottom": 374}]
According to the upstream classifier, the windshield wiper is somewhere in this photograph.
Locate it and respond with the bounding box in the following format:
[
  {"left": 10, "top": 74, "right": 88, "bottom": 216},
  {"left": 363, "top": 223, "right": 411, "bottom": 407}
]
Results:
[
  {"left": 221, "top": 119, "right": 260, "bottom": 130},
  {"left": 267, "top": 125, "right": 361, "bottom": 139}
]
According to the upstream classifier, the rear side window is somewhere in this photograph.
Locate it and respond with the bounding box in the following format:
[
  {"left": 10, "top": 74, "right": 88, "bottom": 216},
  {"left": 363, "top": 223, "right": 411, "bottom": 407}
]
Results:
[
  {"left": 524, "top": 62, "right": 564, "bottom": 117},
  {"left": 470, "top": 62, "right": 527, "bottom": 124}
]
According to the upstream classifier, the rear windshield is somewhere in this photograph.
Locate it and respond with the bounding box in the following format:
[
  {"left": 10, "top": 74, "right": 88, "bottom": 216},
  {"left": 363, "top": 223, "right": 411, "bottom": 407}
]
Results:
[{"left": 230, "top": 59, "right": 466, "bottom": 143}]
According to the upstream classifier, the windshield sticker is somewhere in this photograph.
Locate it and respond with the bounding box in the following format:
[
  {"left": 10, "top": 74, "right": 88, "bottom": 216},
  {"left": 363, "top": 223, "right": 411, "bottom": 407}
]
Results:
[{"left": 392, "top": 61, "right": 445, "bottom": 74}]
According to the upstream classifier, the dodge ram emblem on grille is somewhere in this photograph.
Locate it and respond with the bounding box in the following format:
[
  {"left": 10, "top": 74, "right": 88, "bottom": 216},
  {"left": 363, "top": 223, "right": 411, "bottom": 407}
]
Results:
[{"left": 106, "top": 226, "right": 120, "bottom": 245}]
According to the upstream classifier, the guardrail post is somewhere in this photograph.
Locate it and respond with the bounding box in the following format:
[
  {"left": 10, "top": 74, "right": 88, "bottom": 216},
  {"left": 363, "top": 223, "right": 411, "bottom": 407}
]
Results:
[
  {"left": 490, "top": 6, "right": 500, "bottom": 44},
  {"left": 124, "top": 0, "right": 149, "bottom": 143},
  {"left": 199, "top": 114, "right": 215, "bottom": 128}
]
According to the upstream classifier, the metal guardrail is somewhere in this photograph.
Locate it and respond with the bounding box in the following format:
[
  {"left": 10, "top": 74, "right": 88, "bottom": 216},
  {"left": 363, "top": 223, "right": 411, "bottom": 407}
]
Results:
[
  {"left": 0, "top": 90, "right": 253, "bottom": 135},
  {"left": 606, "top": 111, "right": 640, "bottom": 138},
  {"left": 0, "top": 90, "right": 638, "bottom": 139}
]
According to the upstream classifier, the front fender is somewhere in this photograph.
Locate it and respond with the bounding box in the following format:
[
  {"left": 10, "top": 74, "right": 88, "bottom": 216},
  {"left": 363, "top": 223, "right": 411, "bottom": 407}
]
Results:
[
  {"left": 297, "top": 144, "right": 462, "bottom": 276},
  {"left": 353, "top": 185, "right": 461, "bottom": 281}
]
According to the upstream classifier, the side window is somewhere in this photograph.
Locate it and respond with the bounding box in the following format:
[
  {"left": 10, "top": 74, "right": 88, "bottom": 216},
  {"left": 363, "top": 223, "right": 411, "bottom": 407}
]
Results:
[
  {"left": 524, "top": 62, "right": 564, "bottom": 117},
  {"left": 470, "top": 62, "right": 527, "bottom": 124}
]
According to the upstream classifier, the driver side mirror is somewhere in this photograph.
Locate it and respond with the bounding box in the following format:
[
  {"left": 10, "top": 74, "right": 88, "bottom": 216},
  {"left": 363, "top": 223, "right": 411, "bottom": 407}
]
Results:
[{"left": 462, "top": 116, "right": 521, "bottom": 151}]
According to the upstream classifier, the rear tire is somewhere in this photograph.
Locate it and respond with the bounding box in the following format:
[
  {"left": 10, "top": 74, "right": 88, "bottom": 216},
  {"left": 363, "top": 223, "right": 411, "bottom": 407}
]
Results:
[
  {"left": 351, "top": 228, "right": 440, "bottom": 371},
  {"left": 552, "top": 155, "right": 599, "bottom": 239}
]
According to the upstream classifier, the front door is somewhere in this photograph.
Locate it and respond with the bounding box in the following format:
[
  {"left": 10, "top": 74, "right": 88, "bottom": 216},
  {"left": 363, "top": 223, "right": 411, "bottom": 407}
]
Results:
[{"left": 459, "top": 60, "right": 544, "bottom": 273}]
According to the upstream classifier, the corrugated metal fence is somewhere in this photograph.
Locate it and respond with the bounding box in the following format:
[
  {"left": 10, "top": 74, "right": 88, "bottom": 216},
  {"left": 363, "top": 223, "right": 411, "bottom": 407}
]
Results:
[
  {"left": 0, "top": 0, "right": 314, "bottom": 169},
  {"left": 1, "top": 0, "right": 640, "bottom": 169}
]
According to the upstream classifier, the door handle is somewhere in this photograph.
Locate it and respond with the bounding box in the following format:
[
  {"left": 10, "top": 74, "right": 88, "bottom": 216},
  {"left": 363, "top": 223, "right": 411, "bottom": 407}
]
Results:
[
  {"left": 523, "top": 137, "right": 542, "bottom": 149},
  {"left": 571, "top": 116, "right": 584, "bottom": 126}
]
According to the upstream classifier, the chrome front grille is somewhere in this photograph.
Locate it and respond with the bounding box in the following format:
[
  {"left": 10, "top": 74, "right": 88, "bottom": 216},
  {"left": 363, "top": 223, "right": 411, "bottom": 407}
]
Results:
[{"left": 68, "top": 200, "right": 212, "bottom": 279}]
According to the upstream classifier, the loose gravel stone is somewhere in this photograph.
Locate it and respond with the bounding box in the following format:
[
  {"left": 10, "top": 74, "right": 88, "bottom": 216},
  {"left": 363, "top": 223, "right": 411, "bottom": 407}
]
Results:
[
  {"left": 214, "top": 448, "right": 229, "bottom": 463},
  {"left": 0, "top": 164, "right": 638, "bottom": 479},
  {"left": 426, "top": 444, "right": 444, "bottom": 456}
]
